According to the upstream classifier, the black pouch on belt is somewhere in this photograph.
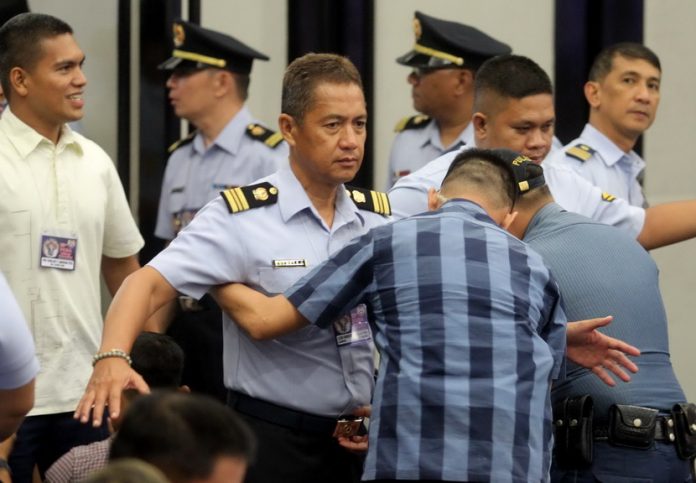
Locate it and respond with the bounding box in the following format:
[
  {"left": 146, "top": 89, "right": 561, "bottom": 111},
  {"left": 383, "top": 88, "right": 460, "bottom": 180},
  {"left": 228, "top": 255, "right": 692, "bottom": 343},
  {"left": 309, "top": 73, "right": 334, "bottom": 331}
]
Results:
[
  {"left": 672, "top": 403, "right": 696, "bottom": 460},
  {"left": 552, "top": 395, "right": 594, "bottom": 468},
  {"left": 608, "top": 404, "right": 657, "bottom": 449}
]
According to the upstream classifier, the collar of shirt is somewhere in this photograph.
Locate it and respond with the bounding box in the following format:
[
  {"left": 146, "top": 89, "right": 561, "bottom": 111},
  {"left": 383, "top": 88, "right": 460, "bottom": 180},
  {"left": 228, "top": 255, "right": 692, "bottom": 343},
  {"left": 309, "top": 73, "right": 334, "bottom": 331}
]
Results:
[
  {"left": 274, "top": 163, "right": 365, "bottom": 230},
  {"left": 524, "top": 202, "right": 566, "bottom": 239},
  {"left": 422, "top": 119, "right": 473, "bottom": 151},
  {"left": 437, "top": 198, "right": 497, "bottom": 225},
  {"left": 0, "top": 108, "right": 83, "bottom": 159},
  {"left": 581, "top": 123, "right": 643, "bottom": 171},
  {"left": 192, "top": 105, "right": 254, "bottom": 156}
]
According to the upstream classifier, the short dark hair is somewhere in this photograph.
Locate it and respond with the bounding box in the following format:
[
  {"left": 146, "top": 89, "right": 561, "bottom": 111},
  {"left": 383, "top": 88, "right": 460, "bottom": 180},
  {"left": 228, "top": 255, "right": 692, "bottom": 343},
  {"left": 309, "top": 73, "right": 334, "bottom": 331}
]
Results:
[
  {"left": 110, "top": 392, "right": 255, "bottom": 483},
  {"left": 473, "top": 54, "right": 553, "bottom": 112},
  {"left": 130, "top": 332, "right": 184, "bottom": 389},
  {"left": 442, "top": 148, "right": 518, "bottom": 210},
  {"left": 588, "top": 42, "right": 661, "bottom": 82},
  {"left": 232, "top": 72, "right": 250, "bottom": 101},
  {"left": 0, "top": 13, "right": 73, "bottom": 101},
  {"left": 281, "top": 53, "right": 363, "bottom": 122}
]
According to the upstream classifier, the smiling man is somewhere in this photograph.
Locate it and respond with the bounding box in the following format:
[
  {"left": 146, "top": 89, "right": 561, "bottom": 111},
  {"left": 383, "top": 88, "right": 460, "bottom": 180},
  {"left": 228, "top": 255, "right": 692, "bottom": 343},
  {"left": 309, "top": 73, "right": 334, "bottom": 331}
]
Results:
[
  {"left": 0, "top": 13, "right": 144, "bottom": 482},
  {"left": 548, "top": 43, "right": 661, "bottom": 207},
  {"left": 76, "top": 53, "right": 391, "bottom": 483}
]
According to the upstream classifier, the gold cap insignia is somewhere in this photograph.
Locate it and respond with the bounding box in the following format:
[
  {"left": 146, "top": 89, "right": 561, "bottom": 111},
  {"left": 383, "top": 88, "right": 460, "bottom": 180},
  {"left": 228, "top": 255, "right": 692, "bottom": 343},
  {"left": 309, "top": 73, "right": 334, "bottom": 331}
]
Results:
[
  {"left": 352, "top": 189, "right": 367, "bottom": 203},
  {"left": 413, "top": 18, "right": 422, "bottom": 41},
  {"left": 252, "top": 187, "right": 269, "bottom": 201},
  {"left": 173, "top": 23, "right": 185, "bottom": 48},
  {"left": 512, "top": 155, "right": 531, "bottom": 166}
]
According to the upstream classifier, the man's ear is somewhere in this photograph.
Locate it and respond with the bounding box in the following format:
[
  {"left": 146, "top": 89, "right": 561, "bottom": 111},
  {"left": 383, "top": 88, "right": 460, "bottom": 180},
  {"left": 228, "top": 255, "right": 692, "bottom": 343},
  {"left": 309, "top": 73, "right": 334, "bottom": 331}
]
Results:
[
  {"left": 427, "top": 187, "right": 442, "bottom": 211},
  {"left": 472, "top": 112, "right": 488, "bottom": 140},
  {"left": 9, "top": 67, "right": 29, "bottom": 98},
  {"left": 584, "top": 81, "right": 601, "bottom": 109},
  {"left": 278, "top": 113, "right": 295, "bottom": 147}
]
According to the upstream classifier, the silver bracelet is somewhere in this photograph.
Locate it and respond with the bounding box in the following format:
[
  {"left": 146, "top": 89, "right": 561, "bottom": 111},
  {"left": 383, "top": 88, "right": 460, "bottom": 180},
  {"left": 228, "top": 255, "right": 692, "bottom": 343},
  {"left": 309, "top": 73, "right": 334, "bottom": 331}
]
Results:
[{"left": 92, "top": 349, "right": 132, "bottom": 367}]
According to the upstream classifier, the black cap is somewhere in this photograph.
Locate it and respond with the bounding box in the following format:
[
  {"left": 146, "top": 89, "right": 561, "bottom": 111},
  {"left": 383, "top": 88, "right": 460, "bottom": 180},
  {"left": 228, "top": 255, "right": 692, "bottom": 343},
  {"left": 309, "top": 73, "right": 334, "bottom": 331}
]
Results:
[
  {"left": 158, "top": 19, "right": 269, "bottom": 75},
  {"left": 396, "top": 11, "right": 511, "bottom": 70},
  {"left": 491, "top": 149, "right": 545, "bottom": 195}
]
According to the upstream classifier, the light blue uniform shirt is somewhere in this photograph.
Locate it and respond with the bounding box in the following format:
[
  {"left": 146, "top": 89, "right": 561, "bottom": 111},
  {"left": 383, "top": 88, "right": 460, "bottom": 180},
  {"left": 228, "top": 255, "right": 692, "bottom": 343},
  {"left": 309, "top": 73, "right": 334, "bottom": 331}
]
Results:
[
  {"left": 550, "top": 124, "right": 647, "bottom": 207},
  {"left": 387, "top": 119, "right": 474, "bottom": 188},
  {"left": 149, "top": 164, "right": 388, "bottom": 416},
  {"left": 155, "top": 106, "right": 288, "bottom": 240},
  {"left": 388, "top": 144, "right": 645, "bottom": 237}
]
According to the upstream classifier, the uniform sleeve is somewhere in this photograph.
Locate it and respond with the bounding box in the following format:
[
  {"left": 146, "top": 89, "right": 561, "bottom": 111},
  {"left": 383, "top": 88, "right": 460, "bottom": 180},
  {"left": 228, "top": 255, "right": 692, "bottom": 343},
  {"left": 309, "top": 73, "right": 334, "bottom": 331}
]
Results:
[
  {"left": 148, "top": 198, "right": 247, "bottom": 299},
  {"left": 0, "top": 275, "right": 39, "bottom": 390},
  {"left": 388, "top": 178, "right": 431, "bottom": 221},
  {"left": 101, "top": 151, "right": 145, "bottom": 258},
  {"left": 538, "top": 275, "right": 568, "bottom": 380},
  {"left": 154, "top": 155, "right": 178, "bottom": 241},
  {"left": 544, "top": 162, "right": 645, "bottom": 237},
  {"left": 285, "top": 231, "right": 376, "bottom": 328},
  {"left": 386, "top": 137, "right": 404, "bottom": 189}
]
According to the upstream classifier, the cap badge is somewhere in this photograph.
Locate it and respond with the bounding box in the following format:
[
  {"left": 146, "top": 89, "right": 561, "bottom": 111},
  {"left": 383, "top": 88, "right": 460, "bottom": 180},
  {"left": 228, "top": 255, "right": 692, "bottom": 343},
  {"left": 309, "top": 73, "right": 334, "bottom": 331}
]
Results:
[
  {"left": 252, "top": 187, "right": 269, "bottom": 201},
  {"left": 173, "top": 23, "right": 185, "bottom": 47},
  {"left": 413, "top": 18, "right": 422, "bottom": 41}
]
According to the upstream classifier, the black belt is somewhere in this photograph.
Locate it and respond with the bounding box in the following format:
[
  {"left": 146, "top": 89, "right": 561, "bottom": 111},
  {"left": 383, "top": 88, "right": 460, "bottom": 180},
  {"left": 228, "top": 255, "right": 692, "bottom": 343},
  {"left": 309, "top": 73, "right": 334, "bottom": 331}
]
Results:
[
  {"left": 594, "top": 414, "right": 675, "bottom": 443},
  {"left": 227, "top": 391, "right": 338, "bottom": 435}
]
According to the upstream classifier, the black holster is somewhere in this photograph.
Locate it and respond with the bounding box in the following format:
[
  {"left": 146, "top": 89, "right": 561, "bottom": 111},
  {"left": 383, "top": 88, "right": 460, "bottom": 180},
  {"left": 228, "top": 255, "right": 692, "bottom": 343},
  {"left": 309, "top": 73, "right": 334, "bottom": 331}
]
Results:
[
  {"left": 553, "top": 395, "right": 594, "bottom": 468},
  {"left": 607, "top": 404, "right": 658, "bottom": 449},
  {"left": 672, "top": 402, "right": 696, "bottom": 460}
]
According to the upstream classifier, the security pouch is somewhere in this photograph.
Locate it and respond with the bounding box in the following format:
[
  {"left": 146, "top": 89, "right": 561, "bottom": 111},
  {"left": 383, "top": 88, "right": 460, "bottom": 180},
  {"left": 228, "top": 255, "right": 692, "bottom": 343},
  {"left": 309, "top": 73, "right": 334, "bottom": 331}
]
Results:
[
  {"left": 608, "top": 404, "right": 657, "bottom": 449},
  {"left": 672, "top": 402, "right": 696, "bottom": 460},
  {"left": 552, "top": 395, "right": 594, "bottom": 468}
]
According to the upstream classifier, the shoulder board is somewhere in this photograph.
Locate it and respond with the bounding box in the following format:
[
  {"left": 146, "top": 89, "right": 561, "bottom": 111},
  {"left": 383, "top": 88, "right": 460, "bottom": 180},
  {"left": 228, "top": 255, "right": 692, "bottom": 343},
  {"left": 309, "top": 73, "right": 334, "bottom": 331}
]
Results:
[
  {"left": 601, "top": 192, "right": 616, "bottom": 203},
  {"left": 246, "top": 123, "right": 284, "bottom": 149},
  {"left": 394, "top": 114, "right": 430, "bottom": 133},
  {"left": 167, "top": 131, "right": 197, "bottom": 154},
  {"left": 345, "top": 186, "right": 391, "bottom": 216},
  {"left": 220, "top": 182, "right": 278, "bottom": 214},
  {"left": 565, "top": 143, "right": 596, "bottom": 162}
]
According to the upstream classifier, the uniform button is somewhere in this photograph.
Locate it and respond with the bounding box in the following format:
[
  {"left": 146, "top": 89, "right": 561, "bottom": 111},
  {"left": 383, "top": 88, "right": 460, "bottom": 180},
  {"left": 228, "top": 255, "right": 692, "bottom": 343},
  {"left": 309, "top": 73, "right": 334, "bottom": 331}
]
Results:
[
  {"left": 669, "top": 433, "right": 676, "bottom": 442},
  {"left": 633, "top": 418, "right": 642, "bottom": 427},
  {"left": 569, "top": 418, "right": 578, "bottom": 427},
  {"left": 667, "top": 418, "right": 674, "bottom": 428}
]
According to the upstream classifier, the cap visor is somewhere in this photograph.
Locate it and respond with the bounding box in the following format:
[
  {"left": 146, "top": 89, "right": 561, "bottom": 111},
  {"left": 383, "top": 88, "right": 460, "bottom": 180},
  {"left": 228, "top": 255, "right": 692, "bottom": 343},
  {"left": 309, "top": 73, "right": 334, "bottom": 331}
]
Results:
[
  {"left": 157, "top": 56, "right": 183, "bottom": 70},
  {"left": 396, "top": 50, "right": 437, "bottom": 68}
]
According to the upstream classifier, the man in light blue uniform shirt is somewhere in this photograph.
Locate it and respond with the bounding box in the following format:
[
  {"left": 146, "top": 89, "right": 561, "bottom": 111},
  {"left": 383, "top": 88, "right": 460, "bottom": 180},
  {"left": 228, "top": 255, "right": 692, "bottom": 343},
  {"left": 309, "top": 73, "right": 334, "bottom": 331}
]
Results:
[
  {"left": 77, "top": 53, "right": 391, "bottom": 483},
  {"left": 386, "top": 11, "right": 510, "bottom": 187},
  {"left": 547, "top": 43, "right": 661, "bottom": 208},
  {"left": 153, "top": 20, "right": 287, "bottom": 402},
  {"left": 390, "top": 54, "right": 696, "bottom": 250}
]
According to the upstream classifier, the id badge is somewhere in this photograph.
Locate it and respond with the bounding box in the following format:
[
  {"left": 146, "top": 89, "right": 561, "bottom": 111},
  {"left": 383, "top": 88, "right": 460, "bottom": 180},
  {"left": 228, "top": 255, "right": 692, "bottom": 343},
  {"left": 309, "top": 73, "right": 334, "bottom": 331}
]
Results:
[
  {"left": 333, "top": 417, "right": 364, "bottom": 438},
  {"left": 333, "top": 303, "right": 372, "bottom": 346},
  {"left": 40, "top": 233, "right": 78, "bottom": 270}
]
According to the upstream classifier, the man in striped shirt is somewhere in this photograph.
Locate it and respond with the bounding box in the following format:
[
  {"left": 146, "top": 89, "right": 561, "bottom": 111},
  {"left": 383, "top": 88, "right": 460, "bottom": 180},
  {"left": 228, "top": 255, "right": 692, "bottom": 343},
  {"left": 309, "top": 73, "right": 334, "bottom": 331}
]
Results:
[{"left": 214, "top": 148, "right": 567, "bottom": 482}]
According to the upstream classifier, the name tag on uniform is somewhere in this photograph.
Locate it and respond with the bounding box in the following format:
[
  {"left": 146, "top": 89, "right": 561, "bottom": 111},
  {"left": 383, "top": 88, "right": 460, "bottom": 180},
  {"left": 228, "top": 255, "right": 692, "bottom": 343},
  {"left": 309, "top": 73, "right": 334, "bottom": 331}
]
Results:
[
  {"left": 40, "top": 234, "right": 77, "bottom": 271},
  {"left": 333, "top": 304, "right": 371, "bottom": 346},
  {"left": 272, "top": 259, "right": 308, "bottom": 268}
]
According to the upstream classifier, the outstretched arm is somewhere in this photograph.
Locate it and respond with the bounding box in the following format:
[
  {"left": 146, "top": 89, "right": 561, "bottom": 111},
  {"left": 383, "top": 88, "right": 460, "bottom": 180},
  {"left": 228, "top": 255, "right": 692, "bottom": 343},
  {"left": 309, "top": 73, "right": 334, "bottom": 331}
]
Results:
[
  {"left": 212, "top": 283, "right": 309, "bottom": 339},
  {"left": 566, "top": 316, "right": 640, "bottom": 386}
]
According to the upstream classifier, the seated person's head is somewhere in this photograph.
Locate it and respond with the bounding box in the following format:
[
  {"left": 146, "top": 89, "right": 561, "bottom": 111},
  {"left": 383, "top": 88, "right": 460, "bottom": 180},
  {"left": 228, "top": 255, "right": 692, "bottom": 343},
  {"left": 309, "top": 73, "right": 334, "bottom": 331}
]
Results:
[
  {"left": 110, "top": 392, "right": 255, "bottom": 483},
  {"left": 81, "top": 458, "right": 169, "bottom": 483}
]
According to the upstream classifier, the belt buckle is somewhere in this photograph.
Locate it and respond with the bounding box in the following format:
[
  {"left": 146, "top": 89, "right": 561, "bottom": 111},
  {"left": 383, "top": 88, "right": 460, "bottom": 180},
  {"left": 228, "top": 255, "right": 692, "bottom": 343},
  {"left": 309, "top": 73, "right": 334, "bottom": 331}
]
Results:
[{"left": 332, "top": 417, "right": 363, "bottom": 438}]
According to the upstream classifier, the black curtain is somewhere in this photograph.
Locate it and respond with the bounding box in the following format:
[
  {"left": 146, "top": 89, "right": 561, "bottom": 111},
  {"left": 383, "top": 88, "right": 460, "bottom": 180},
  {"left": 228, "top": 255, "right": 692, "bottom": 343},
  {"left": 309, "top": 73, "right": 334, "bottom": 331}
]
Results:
[
  {"left": 554, "top": 0, "right": 643, "bottom": 147},
  {"left": 288, "top": 0, "right": 375, "bottom": 189}
]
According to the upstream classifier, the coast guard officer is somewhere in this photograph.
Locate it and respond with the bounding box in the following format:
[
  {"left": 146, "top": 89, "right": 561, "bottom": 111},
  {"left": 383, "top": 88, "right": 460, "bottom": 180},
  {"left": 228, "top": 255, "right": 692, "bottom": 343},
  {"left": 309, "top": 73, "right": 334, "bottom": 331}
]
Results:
[
  {"left": 387, "top": 11, "right": 510, "bottom": 187},
  {"left": 77, "top": 53, "right": 391, "bottom": 483},
  {"left": 152, "top": 20, "right": 287, "bottom": 401}
]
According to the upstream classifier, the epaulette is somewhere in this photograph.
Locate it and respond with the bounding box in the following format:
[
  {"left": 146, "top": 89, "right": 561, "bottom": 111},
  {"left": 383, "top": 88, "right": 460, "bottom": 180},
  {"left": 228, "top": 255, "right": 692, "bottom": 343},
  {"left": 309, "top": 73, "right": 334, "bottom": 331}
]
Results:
[
  {"left": 220, "top": 182, "right": 278, "bottom": 214},
  {"left": 167, "top": 131, "right": 197, "bottom": 154},
  {"left": 246, "top": 123, "right": 284, "bottom": 149},
  {"left": 394, "top": 114, "right": 430, "bottom": 133},
  {"left": 565, "top": 143, "right": 596, "bottom": 162},
  {"left": 345, "top": 186, "right": 391, "bottom": 216},
  {"left": 601, "top": 192, "right": 616, "bottom": 203}
]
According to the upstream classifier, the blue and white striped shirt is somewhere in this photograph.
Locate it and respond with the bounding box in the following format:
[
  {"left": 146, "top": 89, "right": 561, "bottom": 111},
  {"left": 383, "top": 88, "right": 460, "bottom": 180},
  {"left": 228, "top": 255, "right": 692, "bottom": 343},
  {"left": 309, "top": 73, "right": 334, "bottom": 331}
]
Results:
[{"left": 286, "top": 200, "right": 567, "bottom": 482}]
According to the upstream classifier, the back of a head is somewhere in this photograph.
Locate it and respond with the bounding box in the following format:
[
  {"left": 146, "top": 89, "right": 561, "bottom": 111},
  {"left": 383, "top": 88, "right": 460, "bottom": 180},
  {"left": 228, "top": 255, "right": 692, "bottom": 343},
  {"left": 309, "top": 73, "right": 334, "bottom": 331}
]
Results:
[
  {"left": 588, "top": 42, "right": 661, "bottom": 82},
  {"left": 473, "top": 54, "right": 553, "bottom": 113},
  {"left": 441, "top": 148, "right": 518, "bottom": 211},
  {"left": 110, "top": 392, "right": 255, "bottom": 483},
  {"left": 281, "top": 53, "right": 363, "bottom": 122},
  {"left": 81, "top": 459, "right": 169, "bottom": 483},
  {"left": 0, "top": 12, "right": 72, "bottom": 101},
  {"left": 130, "top": 331, "right": 184, "bottom": 389}
]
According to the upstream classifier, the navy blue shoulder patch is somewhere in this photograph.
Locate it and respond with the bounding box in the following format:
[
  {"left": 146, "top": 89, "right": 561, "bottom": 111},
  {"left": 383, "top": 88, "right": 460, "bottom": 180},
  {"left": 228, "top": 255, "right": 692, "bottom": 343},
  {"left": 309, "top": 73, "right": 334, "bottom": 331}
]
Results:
[
  {"left": 345, "top": 186, "right": 391, "bottom": 216},
  {"left": 220, "top": 182, "right": 278, "bottom": 214},
  {"left": 394, "top": 115, "right": 430, "bottom": 132},
  {"left": 565, "top": 143, "right": 596, "bottom": 162},
  {"left": 246, "top": 123, "right": 284, "bottom": 149}
]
